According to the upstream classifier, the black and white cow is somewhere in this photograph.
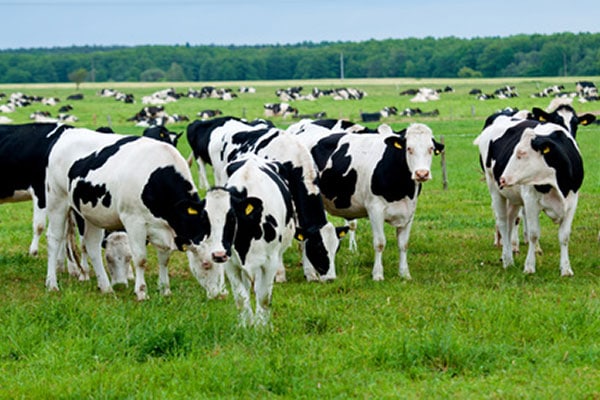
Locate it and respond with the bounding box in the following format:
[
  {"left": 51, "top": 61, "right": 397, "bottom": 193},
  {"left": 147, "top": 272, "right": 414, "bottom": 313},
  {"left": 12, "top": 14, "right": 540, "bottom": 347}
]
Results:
[
  {"left": 142, "top": 125, "right": 183, "bottom": 147},
  {"left": 196, "top": 156, "right": 296, "bottom": 326},
  {"left": 186, "top": 116, "right": 347, "bottom": 281},
  {"left": 0, "top": 123, "right": 69, "bottom": 257},
  {"left": 474, "top": 105, "right": 595, "bottom": 275},
  {"left": 44, "top": 129, "right": 228, "bottom": 300},
  {"left": 289, "top": 120, "right": 444, "bottom": 280}
]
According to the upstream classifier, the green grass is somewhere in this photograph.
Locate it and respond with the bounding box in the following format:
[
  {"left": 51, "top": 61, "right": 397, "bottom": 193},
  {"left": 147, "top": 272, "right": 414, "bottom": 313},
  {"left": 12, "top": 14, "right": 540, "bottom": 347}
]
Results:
[{"left": 0, "top": 78, "right": 599, "bottom": 398}]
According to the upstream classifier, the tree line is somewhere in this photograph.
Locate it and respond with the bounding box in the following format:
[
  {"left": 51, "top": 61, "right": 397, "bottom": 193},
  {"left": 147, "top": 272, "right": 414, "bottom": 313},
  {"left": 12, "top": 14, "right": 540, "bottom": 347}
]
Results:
[{"left": 0, "top": 32, "right": 598, "bottom": 84}]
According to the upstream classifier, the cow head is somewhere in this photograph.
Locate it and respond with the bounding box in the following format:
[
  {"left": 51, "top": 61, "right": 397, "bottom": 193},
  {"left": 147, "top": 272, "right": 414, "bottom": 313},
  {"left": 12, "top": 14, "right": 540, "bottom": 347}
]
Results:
[
  {"left": 399, "top": 123, "right": 444, "bottom": 183},
  {"left": 103, "top": 231, "right": 133, "bottom": 288},
  {"left": 531, "top": 105, "right": 596, "bottom": 139},
  {"left": 142, "top": 126, "right": 183, "bottom": 147},
  {"left": 189, "top": 187, "right": 263, "bottom": 294},
  {"left": 499, "top": 129, "right": 558, "bottom": 189},
  {"left": 295, "top": 223, "right": 349, "bottom": 280}
]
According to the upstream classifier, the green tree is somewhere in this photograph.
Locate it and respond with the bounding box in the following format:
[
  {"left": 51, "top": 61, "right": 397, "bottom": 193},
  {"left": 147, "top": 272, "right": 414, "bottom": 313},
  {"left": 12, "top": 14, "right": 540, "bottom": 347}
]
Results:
[
  {"left": 165, "top": 62, "right": 186, "bottom": 81},
  {"left": 140, "top": 68, "right": 166, "bottom": 82},
  {"left": 68, "top": 68, "right": 88, "bottom": 90},
  {"left": 457, "top": 66, "right": 482, "bottom": 78}
]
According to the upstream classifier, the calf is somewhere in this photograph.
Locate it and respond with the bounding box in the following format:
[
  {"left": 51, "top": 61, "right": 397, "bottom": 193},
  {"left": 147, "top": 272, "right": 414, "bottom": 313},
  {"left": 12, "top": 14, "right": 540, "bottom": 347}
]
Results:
[
  {"left": 45, "top": 129, "right": 227, "bottom": 300},
  {"left": 186, "top": 117, "right": 346, "bottom": 281},
  {"left": 196, "top": 156, "right": 296, "bottom": 326},
  {"left": 474, "top": 105, "right": 595, "bottom": 275},
  {"left": 292, "top": 122, "right": 444, "bottom": 280}
]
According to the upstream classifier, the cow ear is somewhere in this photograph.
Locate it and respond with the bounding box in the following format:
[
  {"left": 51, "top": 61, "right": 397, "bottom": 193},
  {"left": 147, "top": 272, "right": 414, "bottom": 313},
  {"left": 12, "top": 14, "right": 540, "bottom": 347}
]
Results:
[
  {"left": 384, "top": 136, "right": 406, "bottom": 150},
  {"left": 336, "top": 226, "right": 350, "bottom": 239},
  {"left": 433, "top": 139, "right": 445, "bottom": 155},
  {"left": 234, "top": 196, "right": 263, "bottom": 222},
  {"left": 532, "top": 107, "right": 550, "bottom": 122},
  {"left": 531, "top": 135, "right": 554, "bottom": 155},
  {"left": 294, "top": 227, "right": 305, "bottom": 242},
  {"left": 578, "top": 113, "right": 596, "bottom": 126}
]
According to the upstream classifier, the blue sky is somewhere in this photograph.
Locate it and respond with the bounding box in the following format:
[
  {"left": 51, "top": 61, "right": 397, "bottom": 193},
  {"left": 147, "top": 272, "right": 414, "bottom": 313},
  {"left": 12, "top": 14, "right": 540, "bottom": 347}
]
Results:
[{"left": 1, "top": 0, "right": 599, "bottom": 49}]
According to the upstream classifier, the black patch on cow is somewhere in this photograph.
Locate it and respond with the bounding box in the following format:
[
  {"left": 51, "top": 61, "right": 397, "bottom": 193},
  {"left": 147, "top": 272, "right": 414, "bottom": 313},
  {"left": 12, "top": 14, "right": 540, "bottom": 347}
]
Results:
[
  {"left": 262, "top": 214, "right": 277, "bottom": 243},
  {"left": 141, "top": 166, "right": 205, "bottom": 249},
  {"left": 530, "top": 131, "right": 584, "bottom": 196},
  {"left": 186, "top": 117, "right": 243, "bottom": 165},
  {"left": 226, "top": 129, "right": 278, "bottom": 163},
  {"left": 371, "top": 136, "right": 418, "bottom": 201},
  {"left": 487, "top": 120, "right": 539, "bottom": 184},
  {"left": 311, "top": 133, "right": 344, "bottom": 170},
  {"left": 318, "top": 143, "right": 358, "bottom": 210},
  {"left": 229, "top": 188, "right": 264, "bottom": 264},
  {"left": 72, "top": 181, "right": 112, "bottom": 211},
  {"left": 534, "top": 185, "right": 552, "bottom": 194},
  {"left": 0, "top": 123, "right": 70, "bottom": 208},
  {"left": 143, "top": 126, "right": 181, "bottom": 147},
  {"left": 68, "top": 136, "right": 139, "bottom": 182}
]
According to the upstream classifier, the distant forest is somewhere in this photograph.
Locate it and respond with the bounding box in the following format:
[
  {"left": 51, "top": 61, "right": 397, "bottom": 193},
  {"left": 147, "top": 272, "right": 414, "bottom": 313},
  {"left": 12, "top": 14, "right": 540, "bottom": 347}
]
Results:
[{"left": 0, "top": 32, "right": 599, "bottom": 83}]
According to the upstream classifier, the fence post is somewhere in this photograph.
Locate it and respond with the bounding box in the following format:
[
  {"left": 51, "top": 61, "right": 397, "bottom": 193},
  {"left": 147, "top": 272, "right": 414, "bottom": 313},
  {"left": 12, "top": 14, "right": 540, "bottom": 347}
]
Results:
[{"left": 440, "top": 135, "right": 448, "bottom": 190}]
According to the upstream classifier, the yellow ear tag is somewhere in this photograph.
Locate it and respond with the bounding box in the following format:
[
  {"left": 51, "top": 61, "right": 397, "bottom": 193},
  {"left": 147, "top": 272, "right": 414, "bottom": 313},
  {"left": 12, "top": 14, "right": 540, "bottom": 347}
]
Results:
[
  {"left": 245, "top": 204, "right": 254, "bottom": 215},
  {"left": 187, "top": 207, "right": 198, "bottom": 215},
  {"left": 339, "top": 231, "right": 346, "bottom": 238},
  {"left": 543, "top": 147, "right": 550, "bottom": 154},
  {"left": 297, "top": 233, "right": 304, "bottom": 241},
  {"left": 394, "top": 141, "right": 403, "bottom": 149},
  {"left": 539, "top": 116, "right": 546, "bottom": 122},
  {"left": 182, "top": 244, "right": 188, "bottom": 251}
]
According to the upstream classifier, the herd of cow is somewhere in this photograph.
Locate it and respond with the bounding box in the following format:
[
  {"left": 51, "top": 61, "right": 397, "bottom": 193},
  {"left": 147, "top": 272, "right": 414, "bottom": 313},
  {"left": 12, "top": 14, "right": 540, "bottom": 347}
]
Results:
[{"left": 0, "top": 97, "right": 596, "bottom": 326}]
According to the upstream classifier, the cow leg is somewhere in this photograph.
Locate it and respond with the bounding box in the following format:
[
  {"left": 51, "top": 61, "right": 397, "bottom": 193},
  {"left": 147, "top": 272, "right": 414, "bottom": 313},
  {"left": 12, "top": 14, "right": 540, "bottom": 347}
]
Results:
[
  {"left": 197, "top": 159, "right": 211, "bottom": 190},
  {"left": 490, "top": 191, "right": 514, "bottom": 268},
  {"left": 368, "top": 212, "right": 386, "bottom": 281},
  {"left": 253, "top": 259, "right": 278, "bottom": 327},
  {"left": 224, "top": 262, "right": 252, "bottom": 327},
  {"left": 507, "top": 204, "right": 521, "bottom": 253},
  {"left": 28, "top": 200, "right": 46, "bottom": 257},
  {"left": 45, "top": 199, "right": 69, "bottom": 291},
  {"left": 301, "top": 241, "right": 320, "bottom": 282},
  {"left": 521, "top": 207, "right": 542, "bottom": 254},
  {"left": 558, "top": 197, "right": 577, "bottom": 277},
  {"left": 396, "top": 219, "right": 414, "bottom": 280},
  {"left": 83, "top": 225, "right": 113, "bottom": 293},
  {"left": 156, "top": 247, "right": 172, "bottom": 296},
  {"left": 347, "top": 219, "right": 358, "bottom": 252},
  {"left": 522, "top": 200, "right": 541, "bottom": 275}
]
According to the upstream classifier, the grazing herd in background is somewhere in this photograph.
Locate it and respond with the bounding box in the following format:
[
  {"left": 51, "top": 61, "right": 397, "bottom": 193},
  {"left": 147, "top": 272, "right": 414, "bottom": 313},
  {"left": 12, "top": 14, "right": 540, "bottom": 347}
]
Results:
[{"left": 0, "top": 81, "right": 598, "bottom": 326}]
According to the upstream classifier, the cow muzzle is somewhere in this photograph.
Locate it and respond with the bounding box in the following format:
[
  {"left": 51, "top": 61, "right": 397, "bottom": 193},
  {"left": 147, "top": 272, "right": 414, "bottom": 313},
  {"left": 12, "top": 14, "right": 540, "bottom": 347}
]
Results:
[
  {"left": 211, "top": 251, "right": 229, "bottom": 263},
  {"left": 414, "top": 169, "right": 431, "bottom": 182}
]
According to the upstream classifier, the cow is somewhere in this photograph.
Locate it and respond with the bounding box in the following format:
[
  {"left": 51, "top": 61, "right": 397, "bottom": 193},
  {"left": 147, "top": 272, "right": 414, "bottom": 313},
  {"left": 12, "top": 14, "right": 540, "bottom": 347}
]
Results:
[
  {"left": 196, "top": 156, "right": 296, "bottom": 326},
  {"left": 142, "top": 126, "right": 183, "bottom": 147},
  {"left": 186, "top": 116, "right": 347, "bottom": 281},
  {"left": 474, "top": 104, "right": 595, "bottom": 275},
  {"left": 103, "top": 230, "right": 135, "bottom": 287},
  {"left": 44, "top": 128, "right": 228, "bottom": 300},
  {"left": 197, "top": 109, "right": 223, "bottom": 120},
  {"left": 0, "top": 123, "right": 69, "bottom": 257},
  {"left": 290, "top": 121, "right": 444, "bottom": 280},
  {"left": 263, "top": 103, "right": 298, "bottom": 118}
]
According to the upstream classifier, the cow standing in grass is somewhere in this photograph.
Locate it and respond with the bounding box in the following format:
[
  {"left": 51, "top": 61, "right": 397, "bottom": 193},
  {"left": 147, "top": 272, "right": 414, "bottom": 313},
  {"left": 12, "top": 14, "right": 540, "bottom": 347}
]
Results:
[
  {"left": 289, "top": 120, "right": 444, "bottom": 281},
  {"left": 196, "top": 156, "right": 296, "bottom": 326},
  {"left": 45, "top": 128, "right": 227, "bottom": 300},
  {"left": 474, "top": 105, "right": 594, "bottom": 275}
]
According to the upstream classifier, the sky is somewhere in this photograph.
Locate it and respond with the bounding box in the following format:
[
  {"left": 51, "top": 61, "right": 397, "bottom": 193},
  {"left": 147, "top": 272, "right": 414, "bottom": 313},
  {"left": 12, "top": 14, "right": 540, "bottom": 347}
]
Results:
[{"left": 1, "top": 0, "right": 599, "bottom": 50}]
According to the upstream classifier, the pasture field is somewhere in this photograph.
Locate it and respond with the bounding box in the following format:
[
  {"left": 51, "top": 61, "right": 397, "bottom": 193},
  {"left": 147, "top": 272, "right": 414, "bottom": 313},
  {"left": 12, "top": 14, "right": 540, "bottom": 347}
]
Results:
[{"left": 0, "top": 78, "right": 599, "bottom": 398}]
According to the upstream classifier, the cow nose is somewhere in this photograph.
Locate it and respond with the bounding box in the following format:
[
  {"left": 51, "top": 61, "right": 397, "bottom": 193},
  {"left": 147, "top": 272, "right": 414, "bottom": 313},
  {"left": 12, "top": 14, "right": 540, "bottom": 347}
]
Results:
[
  {"left": 415, "top": 169, "right": 430, "bottom": 181},
  {"left": 212, "top": 251, "right": 228, "bottom": 263},
  {"left": 499, "top": 177, "right": 507, "bottom": 188}
]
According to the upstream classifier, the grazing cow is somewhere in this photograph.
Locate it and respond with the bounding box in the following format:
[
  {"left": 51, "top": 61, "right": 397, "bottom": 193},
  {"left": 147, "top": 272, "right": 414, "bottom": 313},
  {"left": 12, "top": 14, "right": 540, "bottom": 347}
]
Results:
[
  {"left": 45, "top": 129, "right": 228, "bottom": 300},
  {"left": 291, "top": 121, "right": 444, "bottom": 280},
  {"left": 66, "top": 94, "right": 84, "bottom": 101},
  {"left": 197, "top": 109, "right": 223, "bottom": 120},
  {"left": 186, "top": 117, "right": 347, "bottom": 281},
  {"left": 142, "top": 125, "right": 183, "bottom": 147},
  {"left": 103, "top": 231, "right": 134, "bottom": 286},
  {"left": 474, "top": 105, "right": 595, "bottom": 275},
  {"left": 196, "top": 156, "right": 296, "bottom": 326},
  {"left": 263, "top": 103, "right": 298, "bottom": 118},
  {"left": 0, "top": 123, "right": 69, "bottom": 257}
]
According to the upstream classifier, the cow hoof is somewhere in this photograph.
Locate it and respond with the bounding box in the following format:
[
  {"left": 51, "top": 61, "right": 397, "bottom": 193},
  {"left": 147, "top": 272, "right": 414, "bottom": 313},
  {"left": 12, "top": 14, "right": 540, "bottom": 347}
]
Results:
[
  {"left": 561, "top": 270, "right": 574, "bottom": 277},
  {"left": 372, "top": 274, "right": 384, "bottom": 281},
  {"left": 136, "top": 291, "right": 149, "bottom": 301},
  {"left": 161, "top": 288, "right": 172, "bottom": 297}
]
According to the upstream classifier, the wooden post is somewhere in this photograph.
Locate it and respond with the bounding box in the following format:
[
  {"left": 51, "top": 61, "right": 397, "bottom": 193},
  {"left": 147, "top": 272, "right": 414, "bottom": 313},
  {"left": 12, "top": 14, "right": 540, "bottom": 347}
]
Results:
[{"left": 440, "top": 135, "right": 448, "bottom": 190}]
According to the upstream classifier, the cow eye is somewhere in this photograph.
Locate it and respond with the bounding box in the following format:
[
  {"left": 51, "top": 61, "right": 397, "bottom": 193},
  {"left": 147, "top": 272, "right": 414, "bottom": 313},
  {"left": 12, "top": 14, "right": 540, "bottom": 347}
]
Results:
[{"left": 407, "top": 147, "right": 414, "bottom": 155}]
